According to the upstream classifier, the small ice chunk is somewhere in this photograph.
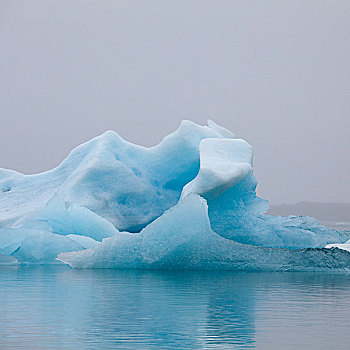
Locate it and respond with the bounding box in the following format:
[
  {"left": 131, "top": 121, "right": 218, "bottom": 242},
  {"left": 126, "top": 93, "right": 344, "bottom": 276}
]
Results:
[{"left": 325, "top": 239, "right": 350, "bottom": 253}]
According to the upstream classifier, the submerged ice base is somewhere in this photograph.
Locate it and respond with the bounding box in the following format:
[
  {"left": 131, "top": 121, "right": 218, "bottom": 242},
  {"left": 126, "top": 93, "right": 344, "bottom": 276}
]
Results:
[{"left": 1, "top": 120, "right": 349, "bottom": 270}]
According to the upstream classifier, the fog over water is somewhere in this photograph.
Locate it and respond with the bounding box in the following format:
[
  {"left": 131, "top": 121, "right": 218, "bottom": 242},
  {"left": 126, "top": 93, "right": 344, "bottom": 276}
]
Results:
[{"left": 0, "top": 1, "right": 349, "bottom": 204}]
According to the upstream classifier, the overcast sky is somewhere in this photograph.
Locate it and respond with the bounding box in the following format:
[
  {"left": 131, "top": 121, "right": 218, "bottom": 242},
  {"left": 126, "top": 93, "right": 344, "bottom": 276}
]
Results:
[{"left": 0, "top": 0, "right": 349, "bottom": 204}]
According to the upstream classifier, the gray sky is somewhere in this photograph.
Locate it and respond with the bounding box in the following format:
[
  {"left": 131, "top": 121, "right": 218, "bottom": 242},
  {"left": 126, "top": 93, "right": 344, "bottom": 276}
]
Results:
[{"left": 0, "top": 0, "right": 349, "bottom": 204}]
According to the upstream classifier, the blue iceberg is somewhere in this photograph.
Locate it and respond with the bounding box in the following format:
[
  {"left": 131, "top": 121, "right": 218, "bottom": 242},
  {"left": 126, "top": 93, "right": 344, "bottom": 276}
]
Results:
[{"left": 0, "top": 121, "right": 349, "bottom": 269}]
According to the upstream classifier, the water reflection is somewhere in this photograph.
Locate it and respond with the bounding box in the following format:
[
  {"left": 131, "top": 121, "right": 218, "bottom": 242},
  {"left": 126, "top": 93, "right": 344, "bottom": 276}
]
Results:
[{"left": 1, "top": 267, "right": 350, "bottom": 349}]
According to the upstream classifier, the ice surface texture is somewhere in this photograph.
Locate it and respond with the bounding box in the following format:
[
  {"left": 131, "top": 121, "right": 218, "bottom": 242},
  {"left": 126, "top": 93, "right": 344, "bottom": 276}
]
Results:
[{"left": 1, "top": 121, "right": 349, "bottom": 269}]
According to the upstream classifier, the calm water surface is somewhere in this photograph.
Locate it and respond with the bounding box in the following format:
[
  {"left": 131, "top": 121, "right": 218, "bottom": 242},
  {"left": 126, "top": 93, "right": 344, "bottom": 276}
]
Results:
[{"left": 1, "top": 266, "right": 350, "bottom": 349}]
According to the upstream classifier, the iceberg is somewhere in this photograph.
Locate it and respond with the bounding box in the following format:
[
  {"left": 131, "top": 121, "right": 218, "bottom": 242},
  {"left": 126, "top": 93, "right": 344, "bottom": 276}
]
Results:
[{"left": 0, "top": 120, "right": 349, "bottom": 270}]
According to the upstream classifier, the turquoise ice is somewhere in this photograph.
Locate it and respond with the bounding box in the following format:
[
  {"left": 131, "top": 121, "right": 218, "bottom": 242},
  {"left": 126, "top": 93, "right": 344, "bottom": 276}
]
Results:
[{"left": 0, "top": 121, "right": 349, "bottom": 269}]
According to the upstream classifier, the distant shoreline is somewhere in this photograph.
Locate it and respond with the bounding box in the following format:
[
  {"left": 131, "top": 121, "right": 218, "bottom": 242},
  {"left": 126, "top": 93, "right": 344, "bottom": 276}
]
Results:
[{"left": 268, "top": 202, "right": 350, "bottom": 230}]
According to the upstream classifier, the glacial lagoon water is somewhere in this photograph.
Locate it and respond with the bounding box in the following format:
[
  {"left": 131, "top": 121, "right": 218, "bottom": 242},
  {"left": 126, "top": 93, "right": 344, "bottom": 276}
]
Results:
[{"left": 1, "top": 266, "right": 350, "bottom": 349}]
